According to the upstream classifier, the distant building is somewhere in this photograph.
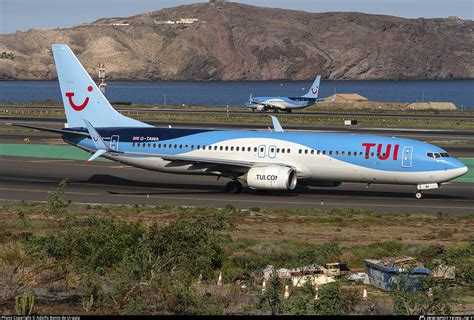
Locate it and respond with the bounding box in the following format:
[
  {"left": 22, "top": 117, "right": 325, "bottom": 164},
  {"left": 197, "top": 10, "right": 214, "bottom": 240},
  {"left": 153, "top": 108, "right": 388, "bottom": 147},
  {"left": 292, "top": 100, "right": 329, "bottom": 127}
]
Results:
[
  {"left": 155, "top": 18, "right": 199, "bottom": 25},
  {"left": 327, "top": 93, "right": 368, "bottom": 102},
  {"left": 405, "top": 102, "right": 457, "bottom": 110}
]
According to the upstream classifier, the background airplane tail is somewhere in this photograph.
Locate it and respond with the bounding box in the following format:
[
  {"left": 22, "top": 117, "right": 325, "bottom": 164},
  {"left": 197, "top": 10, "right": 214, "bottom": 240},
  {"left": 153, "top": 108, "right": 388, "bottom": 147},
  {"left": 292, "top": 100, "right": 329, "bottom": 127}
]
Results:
[
  {"left": 52, "top": 44, "right": 151, "bottom": 128},
  {"left": 302, "top": 75, "right": 321, "bottom": 98}
]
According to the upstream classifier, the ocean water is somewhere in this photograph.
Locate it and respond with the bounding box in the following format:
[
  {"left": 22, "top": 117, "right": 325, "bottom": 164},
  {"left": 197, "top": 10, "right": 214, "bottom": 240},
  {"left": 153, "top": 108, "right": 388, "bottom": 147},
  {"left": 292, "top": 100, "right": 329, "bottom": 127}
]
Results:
[{"left": 0, "top": 80, "right": 472, "bottom": 109}]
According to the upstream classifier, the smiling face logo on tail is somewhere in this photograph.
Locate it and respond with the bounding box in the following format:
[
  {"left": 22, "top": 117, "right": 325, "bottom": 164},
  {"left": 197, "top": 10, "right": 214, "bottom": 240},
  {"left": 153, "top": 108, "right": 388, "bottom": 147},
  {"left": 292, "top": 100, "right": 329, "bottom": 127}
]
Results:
[
  {"left": 311, "top": 87, "right": 319, "bottom": 95},
  {"left": 65, "top": 86, "right": 93, "bottom": 111}
]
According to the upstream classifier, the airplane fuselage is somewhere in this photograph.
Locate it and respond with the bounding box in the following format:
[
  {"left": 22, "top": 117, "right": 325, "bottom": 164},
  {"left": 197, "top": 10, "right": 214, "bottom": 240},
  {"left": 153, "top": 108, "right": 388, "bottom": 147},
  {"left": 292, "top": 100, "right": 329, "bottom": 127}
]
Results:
[
  {"left": 64, "top": 127, "right": 467, "bottom": 187},
  {"left": 246, "top": 96, "right": 317, "bottom": 111}
]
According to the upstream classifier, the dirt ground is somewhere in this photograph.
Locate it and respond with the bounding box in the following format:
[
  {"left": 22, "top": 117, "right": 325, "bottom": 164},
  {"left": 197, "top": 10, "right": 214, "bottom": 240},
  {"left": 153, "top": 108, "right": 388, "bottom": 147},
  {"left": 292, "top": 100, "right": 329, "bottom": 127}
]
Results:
[{"left": 0, "top": 202, "right": 472, "bottom": 315}]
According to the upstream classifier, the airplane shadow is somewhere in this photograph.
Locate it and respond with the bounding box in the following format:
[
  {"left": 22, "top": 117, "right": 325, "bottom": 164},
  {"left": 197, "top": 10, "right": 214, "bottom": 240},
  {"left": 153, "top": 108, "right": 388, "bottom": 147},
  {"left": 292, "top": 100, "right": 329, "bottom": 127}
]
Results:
[
  {"left": 300, "top": 186, "right": 466, "bottom": 200},
  {"left": 74, "top": 174, "right": 467, "bottom": 200},
  {"left": 80, "top": 174, "right": 224, "bottom": 196}
]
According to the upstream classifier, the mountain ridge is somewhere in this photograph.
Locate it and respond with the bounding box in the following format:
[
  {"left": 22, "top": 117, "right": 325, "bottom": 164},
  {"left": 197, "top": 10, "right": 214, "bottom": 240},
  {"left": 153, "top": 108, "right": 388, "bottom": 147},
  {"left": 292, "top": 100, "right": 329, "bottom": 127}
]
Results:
[{"left": 0, "top": 2, "right": 472, "bottom": 81}]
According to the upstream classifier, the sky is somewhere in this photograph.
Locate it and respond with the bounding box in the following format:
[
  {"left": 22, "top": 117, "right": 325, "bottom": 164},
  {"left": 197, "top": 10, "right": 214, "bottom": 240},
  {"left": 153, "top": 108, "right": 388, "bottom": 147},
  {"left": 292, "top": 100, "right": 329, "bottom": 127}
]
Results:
[{"left": 1, "top": 0, "right": 473, "bottom": 34}]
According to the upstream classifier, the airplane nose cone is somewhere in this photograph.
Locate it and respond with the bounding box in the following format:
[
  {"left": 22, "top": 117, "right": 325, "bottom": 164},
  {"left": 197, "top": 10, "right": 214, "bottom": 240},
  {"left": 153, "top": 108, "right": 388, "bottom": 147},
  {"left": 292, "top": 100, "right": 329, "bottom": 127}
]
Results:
[
  {"left": 449, "top": 164, "right": 468, "bottom": 179},
  {"left": 444, "top": 159, "right": 468, "bottom": 180}
]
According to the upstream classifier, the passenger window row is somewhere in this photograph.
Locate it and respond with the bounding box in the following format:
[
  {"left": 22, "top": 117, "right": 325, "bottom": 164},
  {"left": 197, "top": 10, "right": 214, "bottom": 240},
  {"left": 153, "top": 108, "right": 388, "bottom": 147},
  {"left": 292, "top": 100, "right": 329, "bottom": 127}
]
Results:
[
  {"left": 131, "top": 143, "right": 391, "bottom": 159},
  {"left": 298, "top": 149, "right": 383, "bottom": 158},
  {"left": 132, "top": 143, "right": 290, "bottom": 153}
]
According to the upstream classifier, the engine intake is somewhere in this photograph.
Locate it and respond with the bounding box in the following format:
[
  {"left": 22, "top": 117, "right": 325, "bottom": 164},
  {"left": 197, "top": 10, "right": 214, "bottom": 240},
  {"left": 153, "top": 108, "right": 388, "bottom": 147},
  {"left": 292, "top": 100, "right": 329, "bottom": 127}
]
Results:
[{"left": 246, "top": 166, "right": 297, "bottom": 190}]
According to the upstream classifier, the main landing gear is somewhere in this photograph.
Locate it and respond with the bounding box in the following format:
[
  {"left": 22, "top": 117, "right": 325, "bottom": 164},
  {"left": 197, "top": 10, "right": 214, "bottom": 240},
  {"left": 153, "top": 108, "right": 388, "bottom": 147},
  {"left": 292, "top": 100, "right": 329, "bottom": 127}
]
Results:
[
  {"left": 225, "top": 180, "right": 243, "bottom": 194},
  {"left": 415, "top": 191, "right": 423, "bottom": 199}
]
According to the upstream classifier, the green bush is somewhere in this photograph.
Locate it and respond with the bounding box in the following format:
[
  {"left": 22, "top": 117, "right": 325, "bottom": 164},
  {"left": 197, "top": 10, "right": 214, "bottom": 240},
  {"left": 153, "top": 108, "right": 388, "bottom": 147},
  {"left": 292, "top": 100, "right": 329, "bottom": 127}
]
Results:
[
  {"left": 393, "top": 275, "right": 453, "bottom": 315},
  {"left": 282, "top": 283, "right": 317, "bottom": 315},
  {"left": 258, "top": 275, "right": 283, "bottom": 315},
  {"left": 148, "top": 214, "right": 232, "bottom": 279},
  {"left": 46, "top": 179, "right": 70, "bottom": 215},
  {"left": 29, "top": 216, "right": 145, "bottom": 274},
  {"left": 295, "top": 242, "right": 342, "bottom": 266},
  {"left": 314, "top": 283, "right": 343, "bottom": 315},
  {"left": 165, "top": 281, "right": 222, "bottom": 315},
  {"left": 282, "top": 282, "right": 342, "bottom": 315},
  {"left": 222, "top": 252, "right": 268, "bottom": 282}
]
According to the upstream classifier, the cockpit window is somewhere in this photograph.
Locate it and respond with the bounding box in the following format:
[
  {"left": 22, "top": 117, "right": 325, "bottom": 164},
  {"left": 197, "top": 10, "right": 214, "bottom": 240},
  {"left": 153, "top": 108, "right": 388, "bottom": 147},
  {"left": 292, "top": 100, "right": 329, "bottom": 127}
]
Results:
[{"left": 427, "top": 152, "right": 450, "bottom": 159}]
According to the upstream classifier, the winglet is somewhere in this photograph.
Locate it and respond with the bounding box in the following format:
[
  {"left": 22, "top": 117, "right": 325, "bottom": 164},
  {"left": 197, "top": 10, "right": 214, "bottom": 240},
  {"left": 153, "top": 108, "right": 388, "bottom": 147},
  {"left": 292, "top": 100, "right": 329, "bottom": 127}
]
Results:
[
  {"left": 83, "top": 119, "right": 111, "bottom": 154},
  {"left": 270, "top": 115, "right": 284, "bottom": 132}
]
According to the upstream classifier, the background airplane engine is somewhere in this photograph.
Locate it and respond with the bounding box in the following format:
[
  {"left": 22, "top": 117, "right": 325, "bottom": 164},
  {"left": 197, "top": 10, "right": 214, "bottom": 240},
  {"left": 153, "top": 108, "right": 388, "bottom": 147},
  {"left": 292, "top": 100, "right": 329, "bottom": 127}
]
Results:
[
  {"left": 256, "top": 104, "right": 266, "bottom": 111},
  {"left": 246, "top": 166, "right": 297, "bottom": 190}
]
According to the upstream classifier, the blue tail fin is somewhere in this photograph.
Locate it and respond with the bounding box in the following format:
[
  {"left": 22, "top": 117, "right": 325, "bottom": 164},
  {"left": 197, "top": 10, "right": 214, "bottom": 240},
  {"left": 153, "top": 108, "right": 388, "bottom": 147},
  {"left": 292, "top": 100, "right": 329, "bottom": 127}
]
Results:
[
  {"left": 302, "top": 75, "right": 321, "bottom": 98},
  {"left": 52, "top": 44, "right": 151, "bottom": 128}
]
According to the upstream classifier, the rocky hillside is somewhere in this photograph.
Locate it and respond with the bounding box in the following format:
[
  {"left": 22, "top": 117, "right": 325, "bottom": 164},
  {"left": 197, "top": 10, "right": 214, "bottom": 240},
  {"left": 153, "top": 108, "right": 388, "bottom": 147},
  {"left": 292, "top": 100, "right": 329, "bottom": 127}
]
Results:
[{"left": 0, "top": 2, "right": 472, "bottom": 80}]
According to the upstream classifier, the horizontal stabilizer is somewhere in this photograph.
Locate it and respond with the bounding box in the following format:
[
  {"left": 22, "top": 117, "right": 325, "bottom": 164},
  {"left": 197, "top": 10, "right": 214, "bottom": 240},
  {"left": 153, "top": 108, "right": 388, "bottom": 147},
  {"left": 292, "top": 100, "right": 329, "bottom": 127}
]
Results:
[{"left": 12, "top": 123, "right": 89, "bottom": 136}]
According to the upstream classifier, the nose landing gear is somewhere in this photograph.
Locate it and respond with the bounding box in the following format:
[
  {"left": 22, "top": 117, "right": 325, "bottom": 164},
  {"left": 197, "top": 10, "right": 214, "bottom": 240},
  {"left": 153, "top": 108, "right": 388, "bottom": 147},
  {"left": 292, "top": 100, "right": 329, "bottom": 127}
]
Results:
[{"left": 415, "top": 183, "right": 439, "bottom": 199}]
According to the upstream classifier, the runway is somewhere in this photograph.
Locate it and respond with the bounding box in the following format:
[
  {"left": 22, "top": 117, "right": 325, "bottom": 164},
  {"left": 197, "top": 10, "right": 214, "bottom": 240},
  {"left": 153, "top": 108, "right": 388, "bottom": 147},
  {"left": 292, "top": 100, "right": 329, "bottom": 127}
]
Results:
[{"left": 1, "top": 156, "right": 473, "bottom": 214}]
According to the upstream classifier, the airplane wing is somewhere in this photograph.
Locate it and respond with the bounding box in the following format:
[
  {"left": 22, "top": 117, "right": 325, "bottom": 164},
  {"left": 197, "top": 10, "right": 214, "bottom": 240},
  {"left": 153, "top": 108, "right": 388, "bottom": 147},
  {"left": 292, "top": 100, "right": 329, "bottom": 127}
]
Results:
[
  {"left": 121, "top": 150, "right": 255, "bottom": 169},
  {"left": 116, "top": 150, "right": 302, "bottom": 179}
]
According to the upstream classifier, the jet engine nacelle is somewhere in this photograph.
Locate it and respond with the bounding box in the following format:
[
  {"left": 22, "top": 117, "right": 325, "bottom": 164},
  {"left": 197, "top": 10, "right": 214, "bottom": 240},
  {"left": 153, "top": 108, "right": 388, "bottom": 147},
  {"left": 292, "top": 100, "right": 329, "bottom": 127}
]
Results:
[
  {"left": 256, "top": 104, "right": 266, "bottom": 111},
  {"left": 246, "top": 166, "right": 298, "bottom": 190}
]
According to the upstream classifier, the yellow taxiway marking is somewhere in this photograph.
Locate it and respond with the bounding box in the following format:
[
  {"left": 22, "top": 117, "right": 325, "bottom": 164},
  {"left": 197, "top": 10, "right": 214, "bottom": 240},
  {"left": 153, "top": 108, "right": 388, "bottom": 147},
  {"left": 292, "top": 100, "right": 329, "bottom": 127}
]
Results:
[
  {"left": 2, "top": 177, "right": 55, "bottom": 183},
  {"left": 0, "top": 157, "right": 132, "bottom": 169},
  {"left": 0, "top": 176, "right": 206, "bottom": 194},
  {"left": 30, "top": 159, "right": 74, "bottom": 163},
  {"left": 0, "top": 187, "right": 100, "bottom": 196}
]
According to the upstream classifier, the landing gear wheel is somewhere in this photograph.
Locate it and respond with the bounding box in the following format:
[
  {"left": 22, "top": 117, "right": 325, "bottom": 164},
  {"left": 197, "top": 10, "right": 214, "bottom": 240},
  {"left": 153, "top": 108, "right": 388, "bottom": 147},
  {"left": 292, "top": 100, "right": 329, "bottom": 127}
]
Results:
[
  {"left": 225, "top": 181, "right": 243, "bottom": 194},
  {"left": 415, "top": 191, "right": 423, "bottom": 199},
  {"left": 286, "top": 109, "right": 292, "bottom": 114}
]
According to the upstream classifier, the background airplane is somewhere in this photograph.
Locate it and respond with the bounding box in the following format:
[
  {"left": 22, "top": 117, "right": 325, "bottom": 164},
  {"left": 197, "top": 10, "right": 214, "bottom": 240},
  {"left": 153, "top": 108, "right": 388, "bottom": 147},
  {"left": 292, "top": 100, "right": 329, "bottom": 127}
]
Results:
[
  {"left": 245, "top": 75, "right": 326, "bottom": 113},
  {"left": 14, "top": 45, "right": 468, "bottom": 199}
]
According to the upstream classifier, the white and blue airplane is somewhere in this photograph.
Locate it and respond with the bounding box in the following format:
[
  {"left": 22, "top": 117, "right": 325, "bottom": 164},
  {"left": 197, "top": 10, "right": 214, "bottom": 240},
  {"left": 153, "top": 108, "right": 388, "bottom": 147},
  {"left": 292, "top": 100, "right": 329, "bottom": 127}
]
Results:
[
  {"left": 15, "top": 45, "right": 468, "bottom": 199},
  {"left": 245, "top": 75, "right": 325, "bottom": 113}
]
